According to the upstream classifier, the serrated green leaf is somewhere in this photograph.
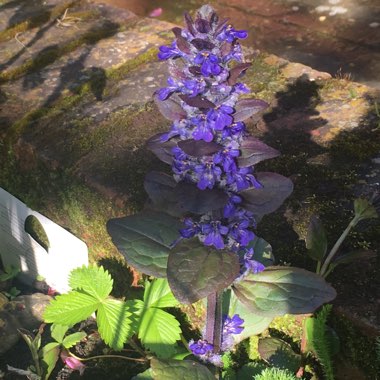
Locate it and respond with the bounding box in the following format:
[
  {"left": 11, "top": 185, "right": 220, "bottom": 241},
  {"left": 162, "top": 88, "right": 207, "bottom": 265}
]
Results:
[
  {"left": 107, "top": 211, "right": 182, "bottom": 277},
  {"left": 139, "top": 308, "right": 181, "bottom": 358},
  {"left": 150, "top": 358, "right": 214, "bottom": 380},
  {"left": 132, "top": 368, "right": 154, "bottom": 379},
  {"left": 44, "top": 291, "right": 99, "bottom": 326},
  {"left": 232, "top": 267, "right": 336, "bottom": 318},
  {"left": 237, "top": 362, "right": 268, "bottom": 379},
  {"left": 51, "top": 324, "right": 69, "bottom": 344},
  {"left": 258, "top": 337, "right": 301, "bottom": 372},
  {"left": 228, "top": 292, "right": 273, "bottom": 343},
  {"left": 97, "top": 298, "right": 133, "bottom": 351},
  {"left": 306, "top": 216, "right": 328, "bottom": 261},
  {"left": 62, "top": 332, "right": 87, "bottom": 349},
  {"left": 41, "top": 342, "right": 60, "bottom": 380},
  {"left": 69, "top": 265, "right": 113, "bottom": 301},
  {"left": 144, "top": 279, "right": 178, "bottom": 309},
  {"left": 167, "top": 239, "right": 240, "bottom": 304}
]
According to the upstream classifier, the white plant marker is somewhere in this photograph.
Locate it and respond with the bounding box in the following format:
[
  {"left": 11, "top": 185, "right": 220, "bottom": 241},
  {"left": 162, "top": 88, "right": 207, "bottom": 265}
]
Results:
[{"left": 0, "top": 188, "right": 88, "bottom": 293}]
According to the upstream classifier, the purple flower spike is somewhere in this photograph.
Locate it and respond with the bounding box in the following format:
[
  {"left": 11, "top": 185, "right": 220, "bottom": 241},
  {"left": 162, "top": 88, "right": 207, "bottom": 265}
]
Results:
[{"left": 189, "top": 339, "right": 214, "bottom": 355}]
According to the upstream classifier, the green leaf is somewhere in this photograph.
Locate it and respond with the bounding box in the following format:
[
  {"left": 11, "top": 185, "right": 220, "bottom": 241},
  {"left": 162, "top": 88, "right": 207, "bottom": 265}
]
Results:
[
  {"left": 245, "top": 236, "right": 275, "bottom": 267},
  {"left": 44, "top": 291, "right": 99, "bottom": 326},
  {"left": 139, "top": 308, "right": 181, "bottom": 358},
  {"left": 41, "top": 342, "right": 60, "bottom": 380},
  {"left": 107, "top": 211, "right": 182, "bottom": 277},
  {"left": 150, "top": 358, "right": 214, "bottom": 380},
  {"left": 354, "top": 198, "right": 378, "bottom": 221},
  {"left": 69, "top": 265, "right": 113, "bottom": 301},
  {"left": 258, "top": 337, "right": 301, "bottom": 372},
  {"left": 237, "top": 362, "right": 268, "bottom": 379},
  {"left": 51, "top": 324, "right": 69, "bottom": 344},
  {"left": 228, "top": 292, "right": 273, "bottom": 343},
  {"left": 331, "top": 250, "right": 376, "bottom": 268},
  {"left": 97, "top": 298, "right": 133, "bottom": 351},
  {"left": 167, "top": 239, "right": 240, "bottom": 304},
  {"left": 62, "top": 332, "right": 87, "bottom": 349},
  {"left": 132, "top": 368, "right": 154, "bottom": 379},
  {"left": 306, "top": 215, "right": 328, "bottom": 261},
  {"left": 144, "top": 279, "right": 178, "bottom": 309},
  {"left": 232, "top": 267, "right": 336, "bottom": 318}
]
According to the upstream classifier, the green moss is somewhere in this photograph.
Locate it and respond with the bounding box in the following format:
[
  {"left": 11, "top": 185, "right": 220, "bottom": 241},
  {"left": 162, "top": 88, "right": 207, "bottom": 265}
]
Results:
[
  {"left": 0, "top": 23, "right": 121, "bottom": 83},
  {"left": 0, "top": 146, "right": 123, "bottom": 261},
  {"left": 6, "top": 47, "right": 158, "bottom": 143},
  {"left": 0, "top": 0, "right": 81, "bottom": 43},
  {"left": 24, "top": 215, "right": 50, "bottom": 251},
  {"left": 330, "top": 312, "right": 380, "bottom": 379},
  {"left": 243, "top": 53, "right": 286, "bottom": 101},
  {"left": 106, "top": 46, "right": 159, "bottom": 81},
  {"left": 329, "top": 126, "right": 380, "bottom": 161}
]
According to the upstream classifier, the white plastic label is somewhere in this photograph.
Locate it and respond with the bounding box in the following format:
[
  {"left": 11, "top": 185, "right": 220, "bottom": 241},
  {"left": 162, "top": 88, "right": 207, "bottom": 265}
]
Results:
[{"left": 0, "top": 188, "right": 88, "bottom": 293}]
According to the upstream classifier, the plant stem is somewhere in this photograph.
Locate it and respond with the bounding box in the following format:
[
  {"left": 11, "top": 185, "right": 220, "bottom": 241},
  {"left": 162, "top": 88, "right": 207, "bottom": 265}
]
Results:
[
  {"left": 128, "top": 337, "right": 147, "bottom": 358},
  {"left": 316, "top": 261, "right": 321, "bottom": 274},
  {"left": 319, "top": 215, "right": 359, "bottom": 276},
  {"left": 68, "top": 351, "right": 147, "bottom": 363},
  {"left": 205, "top": 292, "right": 223, "bottom": 380}
]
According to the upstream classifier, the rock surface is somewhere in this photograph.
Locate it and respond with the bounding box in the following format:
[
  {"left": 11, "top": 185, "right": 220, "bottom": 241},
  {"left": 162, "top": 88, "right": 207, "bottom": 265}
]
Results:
[{"left": 0, "top": 293, "right": 52, "bottom": 354}]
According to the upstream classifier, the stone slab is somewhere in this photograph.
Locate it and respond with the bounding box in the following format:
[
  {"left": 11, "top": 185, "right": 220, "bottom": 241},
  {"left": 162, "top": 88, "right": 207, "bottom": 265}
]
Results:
[{"left": 0, "top": 1, "right": 137, "bottom": 71}]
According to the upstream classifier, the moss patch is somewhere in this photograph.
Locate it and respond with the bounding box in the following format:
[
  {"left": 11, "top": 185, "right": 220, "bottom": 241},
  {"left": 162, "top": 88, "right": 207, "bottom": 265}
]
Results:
[
  {"left": 0, "top": 145, "right": 123, "bottom": 262},
  {"left": 330, "top": 311, "right": 380, "bottom": 379},
  {"left": 0, "top": 0, "right": 82, "bottom": 43}
]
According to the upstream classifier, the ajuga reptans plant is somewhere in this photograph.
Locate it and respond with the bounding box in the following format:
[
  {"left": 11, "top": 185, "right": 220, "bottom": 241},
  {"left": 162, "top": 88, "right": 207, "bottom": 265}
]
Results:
[{"left": 107, "top": 4, "right": 336, "bottom": 374}]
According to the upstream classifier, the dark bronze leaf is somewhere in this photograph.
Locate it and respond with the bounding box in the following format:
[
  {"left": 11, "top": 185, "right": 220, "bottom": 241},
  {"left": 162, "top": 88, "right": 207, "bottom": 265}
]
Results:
[
  {"left": 178, "top": 139, "right": 222, "bottom": 156},
  {"left": 179, "top": 94, "right": 215, "bottom": 109},
  {"left": 227, "top": 63, "right": 252, "bottom": 85},
  {"left": 191, "top": 38, "right": 215, "bottom": 51}
]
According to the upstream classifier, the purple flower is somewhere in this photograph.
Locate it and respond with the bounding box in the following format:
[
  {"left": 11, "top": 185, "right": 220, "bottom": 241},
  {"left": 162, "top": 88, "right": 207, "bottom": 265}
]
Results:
[
  {"left": 158, "top": 41, "right": 183, "bottom": 60},
  {"left": 194, "top": 162, "right": 222, "bottom": 190},
  {"left": 217, "top": 25, "right": 248, "bottom": 43},
  {"left": 180, "top": 218, "right": 201, "bottom": 238},
  {"left": 194, "top": 52, "right": 222, "bottom": 77},
  {"left": 228, "top": 218, "right": 255, "bottom": 247},
  {"left": 207, "top": 105, "right": 234, "bottom": 131},
  {"left": 189, "top": 339, "right": 214, "bottom": 355},
  {"left": 243, "top": 248, "right": 266, "bottom": 274},
  {"left": 223, "top": 42, "right": 244, "bottom": 63},
  {"left": 221, "top": 121, "right": 246, "bottom": 139},
  {"left": 213, "top": 146, "right": 239, "bottom": 172},
  {"left": 227, "top": 167, "right": 262, "bottom": 191},
  {"left": 184, "top": 78, "right": 206, "bottom": 97},
  {"left": 192, "top": 115, "right": 214, "bottom": 142},
  {"left": 156, "top": 77, "right": 181, "bottom": 100},
  {"left": 223, "top": 314, "right": 244, "bottom": 335},
  {"left": 201, "top": 220, "right": 229, "bottom": 249},
  {"left": 245, "top": 259, "right": 265, "bottom": 274},
  {"left": 223, "top": 195, "right": 242, "bottom": 218}
]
